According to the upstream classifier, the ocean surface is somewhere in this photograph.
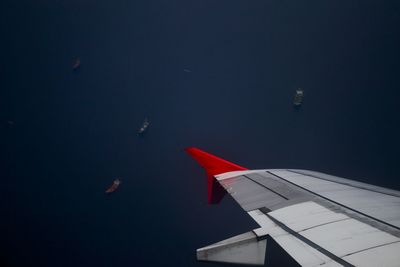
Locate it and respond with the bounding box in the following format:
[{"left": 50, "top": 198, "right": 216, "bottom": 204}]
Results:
[{"left": 1, "top": 1, "right": 400, "bottom": 266}]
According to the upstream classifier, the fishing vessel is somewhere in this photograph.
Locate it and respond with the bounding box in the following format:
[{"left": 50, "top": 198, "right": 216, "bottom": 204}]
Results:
[
  {"left": 138, "top": 118, "right": 150, "bottom": 134},
  {"left": 105, "top": 178, "right": 121, "bottom": 194},
  {"left": 293, "top": 88, "right": 304, "bottom": 106}
]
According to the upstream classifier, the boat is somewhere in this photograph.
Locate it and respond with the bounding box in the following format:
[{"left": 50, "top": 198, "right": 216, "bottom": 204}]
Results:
[
  {"left": 293, "top": 88, "right": 304, "bottom": 106},
  {"left": 138, "top": 118, "right": 150, "bottom": 134},
  {"left": 105, "top": 178, "right": 121, "bottom": 194},
  {"left": 72, "top": 58, "right": 81, "bottom": 70}
]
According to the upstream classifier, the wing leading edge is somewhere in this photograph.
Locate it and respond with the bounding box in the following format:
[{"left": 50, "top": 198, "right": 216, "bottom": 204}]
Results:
[{"left": 187, "top": 148, "right": 400, "bottom": 267}]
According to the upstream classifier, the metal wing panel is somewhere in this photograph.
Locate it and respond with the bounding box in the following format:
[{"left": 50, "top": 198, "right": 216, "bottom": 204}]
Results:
[
  {"left": 196, "top": 231, "right": 267, "bottom": 265},
  {"left": 248, "top": 210, "right": 339, "bottom": 267},
  {"left": 290, "top": 169, "right": 400, "bottom": 197},
  {"left": 342, "top": 242, "right": 400, "bottom": 267},
  {"left": 269, "top": 169, "right": 400, "bottom": 228},
  {"left": 218, "top": 176, "right": 288, "bottom": 211},
  {"left": 251, "top": 204, "right": 400, "bottom": 267},
  {"left": 265, "top": 201, "right": 400, "bottom": 265},
  {"left": 245, "top": 172, "right": 309, "bottom": 201},
  {"left": 271, "top": 233, "right": 338, "bottom": 267},
  {"left": 300, "top": 218, "right": 399, "bottom": 257},
  {"left": 268, "top": 201, "right": 349, "bottom": 232},
  {"left": 217, "top": 171, "right": 316, "bottom": 212}
]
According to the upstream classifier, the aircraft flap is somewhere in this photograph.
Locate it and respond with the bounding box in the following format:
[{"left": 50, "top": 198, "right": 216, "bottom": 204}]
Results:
[{"left": 196, "top": 231, "right": 267, "bottom": 265}]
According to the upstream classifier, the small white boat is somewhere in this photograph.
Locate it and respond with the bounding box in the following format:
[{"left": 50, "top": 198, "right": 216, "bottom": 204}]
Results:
[
  {"left": 293, "top": 88, "right": 304, "bottom": 106},
  {"left": 138, "top": 118, "right": 150, "bottom": 134}
]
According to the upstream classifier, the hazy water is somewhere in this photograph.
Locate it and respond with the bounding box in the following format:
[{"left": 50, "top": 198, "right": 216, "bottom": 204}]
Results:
[{"left": 1, "top": 1, "right": 400, "bottom": 266}]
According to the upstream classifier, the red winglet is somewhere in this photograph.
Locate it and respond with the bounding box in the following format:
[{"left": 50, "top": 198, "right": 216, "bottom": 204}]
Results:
[{"left": 185, "top": 147, "right": 247, "bottom": 204}]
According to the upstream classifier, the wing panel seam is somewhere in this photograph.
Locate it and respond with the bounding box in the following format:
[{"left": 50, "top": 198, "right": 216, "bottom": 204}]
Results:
[
  {"left": 267, "top": 171, "right": 400, "bottom": 231},
  {"left": 259, "top": 207, "right": 355, "bottom": 267},
  {"left": 287, "top": 169, "right": 400, "bottom": 198},
  {"left": 298, "top": 217, "right": 352, "bottom": 233},
  {"left": 342, "top": 240, "right": 400, "bottom": 258},
  {"left": 243, "top": 175, "right": 289, "bottom": 200}
]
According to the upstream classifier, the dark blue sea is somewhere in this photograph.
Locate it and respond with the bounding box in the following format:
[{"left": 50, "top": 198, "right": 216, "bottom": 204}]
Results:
[{"left": 1, "top": 1, "right": 400, "bottom": 266}]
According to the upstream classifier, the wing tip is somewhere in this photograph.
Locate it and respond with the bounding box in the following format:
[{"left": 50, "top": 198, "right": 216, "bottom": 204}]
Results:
[
  {"left": 185, "top": 147, "right": 247, "bottom": 204},
  {"left": 185, "top": 147, "right": 247, "bottom": 176}
]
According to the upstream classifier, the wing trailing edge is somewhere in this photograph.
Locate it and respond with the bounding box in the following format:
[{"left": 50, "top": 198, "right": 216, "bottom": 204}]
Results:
[
  {"left": 185, "top": 147, "right": 247, "bottom": 204},
  {"left": 197, "top": 231, "right": 267, "bottom": 265}
]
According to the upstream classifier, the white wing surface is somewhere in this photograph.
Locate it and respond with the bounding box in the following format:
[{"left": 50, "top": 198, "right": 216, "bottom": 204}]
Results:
[{"left": 186, "top": 148, "right": 400, "bottom": 267}]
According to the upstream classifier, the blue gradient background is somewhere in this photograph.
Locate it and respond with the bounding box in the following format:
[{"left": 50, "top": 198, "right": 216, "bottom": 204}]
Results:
[{"left": 1, "top": 1, "right": 400, "bottom": 266}]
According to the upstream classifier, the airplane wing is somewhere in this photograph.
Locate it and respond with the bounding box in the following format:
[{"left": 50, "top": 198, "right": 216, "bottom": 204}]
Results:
[{"left": 186, "top": 147, "right": 400, "bottom": 267}]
